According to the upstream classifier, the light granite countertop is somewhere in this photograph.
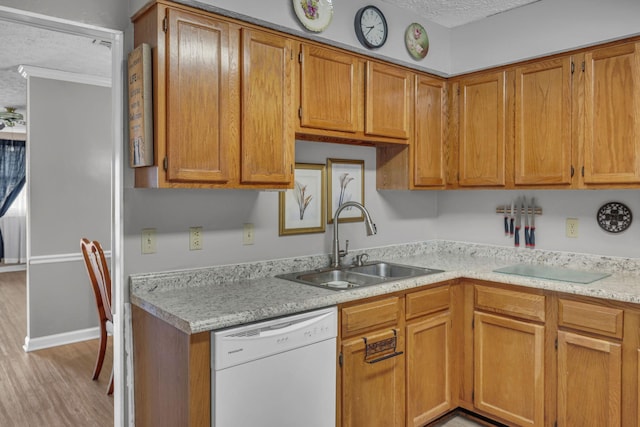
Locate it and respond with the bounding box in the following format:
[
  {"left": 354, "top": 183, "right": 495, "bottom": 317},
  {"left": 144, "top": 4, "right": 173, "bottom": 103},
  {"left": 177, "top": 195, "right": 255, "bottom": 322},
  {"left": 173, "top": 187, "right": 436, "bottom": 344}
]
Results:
[{"left": 129, "top": 241, "right": 640, "bottom": 335}]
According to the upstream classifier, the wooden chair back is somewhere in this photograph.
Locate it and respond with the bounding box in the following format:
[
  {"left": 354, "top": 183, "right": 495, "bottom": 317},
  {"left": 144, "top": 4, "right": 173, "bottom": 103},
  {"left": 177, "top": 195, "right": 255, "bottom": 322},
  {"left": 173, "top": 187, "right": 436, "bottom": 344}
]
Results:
[{"left": 80, "top": 238, "right": 112, "bottom": 323}]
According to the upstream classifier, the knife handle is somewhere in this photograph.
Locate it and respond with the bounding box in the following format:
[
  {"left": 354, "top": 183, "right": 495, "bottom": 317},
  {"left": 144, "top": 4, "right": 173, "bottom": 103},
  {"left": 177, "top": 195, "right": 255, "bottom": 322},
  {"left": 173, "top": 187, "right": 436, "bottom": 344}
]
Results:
[
  {"left": 509, "top": 218, "right": 514, "bottom": 236},
  {"left": 530, "top": 227, "right": 535, "bottom": 248},
  {"left": 515, "top": 227, "right": 520, "bottom": 247},
  {"left": 504, "top": 216, "right": 509, "bottom": 236},
  {"left": 524, "top": 226, "right": 530, "bottom": 247}
]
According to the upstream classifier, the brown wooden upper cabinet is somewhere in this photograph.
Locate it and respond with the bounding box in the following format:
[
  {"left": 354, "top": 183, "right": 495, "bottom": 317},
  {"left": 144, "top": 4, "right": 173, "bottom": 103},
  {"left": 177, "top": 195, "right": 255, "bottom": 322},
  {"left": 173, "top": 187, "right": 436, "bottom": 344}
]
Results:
[
  {"left": 298, "top": 44, "right": 363, "bottom": 133},
  {"left": 365, "top": 61, "right": 413, "bottom": 140},
  {"left": 514, "top": 56, "right": 573, "bottom": 187},
  {"left": 411, "top": 75, "right": 447, "bottom": 188},
  {"left": 133, "top": 4, "right": 294, "bottom": 189},
  {"left": 456, "top": 71, "right": 509, "bottom": 187},
  {"left": 297, "top": 43, "right": 412, "bottom": 144},
  {"left": 581, "top": 41, "right": 640, "bottom": 186},
  {"left": 164, "top": 8, "right": 235, "bottom": 184},
  {"left": 240, "top": 28, "right": 295, "bottom": 185}
]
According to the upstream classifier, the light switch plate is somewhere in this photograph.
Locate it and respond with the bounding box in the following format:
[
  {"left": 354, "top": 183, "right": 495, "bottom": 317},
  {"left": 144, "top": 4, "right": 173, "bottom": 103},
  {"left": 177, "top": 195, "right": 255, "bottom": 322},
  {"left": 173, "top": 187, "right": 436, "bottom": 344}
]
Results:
[
  {"left": 243, "top": 223, "right": 254, "bottom": 245},
  {"left": 141, "top": 228, "right": 156, "bottom": 254}
]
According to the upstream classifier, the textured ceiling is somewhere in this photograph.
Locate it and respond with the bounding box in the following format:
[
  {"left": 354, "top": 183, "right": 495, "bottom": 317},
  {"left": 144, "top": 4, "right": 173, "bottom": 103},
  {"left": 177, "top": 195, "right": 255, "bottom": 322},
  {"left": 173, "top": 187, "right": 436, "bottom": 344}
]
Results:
[
  {"left": 0, "top": 18, "right": 111, "bottom": 135},
  {"left": 382, "top": 0, "right": 540, "bottom": 28}
]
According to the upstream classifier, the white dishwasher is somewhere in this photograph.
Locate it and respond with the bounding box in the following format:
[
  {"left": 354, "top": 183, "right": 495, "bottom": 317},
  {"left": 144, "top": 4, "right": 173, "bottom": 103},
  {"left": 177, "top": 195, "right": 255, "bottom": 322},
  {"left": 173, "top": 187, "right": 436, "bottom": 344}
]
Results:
[{"left": 211, "top": 306, "right": 337, "bottom": 427}]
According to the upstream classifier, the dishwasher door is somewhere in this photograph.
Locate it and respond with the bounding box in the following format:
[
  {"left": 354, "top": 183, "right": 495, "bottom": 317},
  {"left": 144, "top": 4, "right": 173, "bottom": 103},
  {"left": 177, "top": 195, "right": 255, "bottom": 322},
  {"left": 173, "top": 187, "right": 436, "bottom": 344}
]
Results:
[{"left": 212, "top": 307, "right": 337, "bottom": 427}]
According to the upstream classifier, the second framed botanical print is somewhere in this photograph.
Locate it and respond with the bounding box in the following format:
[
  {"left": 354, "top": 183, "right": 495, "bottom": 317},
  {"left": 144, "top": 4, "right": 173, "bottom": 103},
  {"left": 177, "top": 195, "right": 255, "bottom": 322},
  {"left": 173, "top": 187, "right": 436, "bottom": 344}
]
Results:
[
  {"left": 279, "top": 163, "right": 326, "bottom": 235},
  {"left": 327, "top": 158, "right": 364, "bottom": 223}
]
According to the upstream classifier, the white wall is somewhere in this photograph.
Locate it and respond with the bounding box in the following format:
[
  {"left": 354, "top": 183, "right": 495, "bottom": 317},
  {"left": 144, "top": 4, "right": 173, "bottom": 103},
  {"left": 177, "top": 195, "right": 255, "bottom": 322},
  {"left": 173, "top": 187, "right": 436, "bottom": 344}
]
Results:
[
  {"left": 123, "top": 0, "right": 640, "bottom": 281},
  {"left": 437, "top": 190, "right": 640, "bottom": 258},
  {"left": 27, "top": 77, "right": 111, "bottom": 341},
  {"left": 130, "top": 0, "right": 452, "bottom": 74},
  {"left": 124, "top": 141, "right": 439, "bottom": 275},
  {"left": 1, "top": 0, "right": 129, "bottom": 30},
  {"left": 130, "top": 0, "right": 640, "bottom": 76},
  {"left": 450, "top": 0, "right": 640, "bottom": 74}
]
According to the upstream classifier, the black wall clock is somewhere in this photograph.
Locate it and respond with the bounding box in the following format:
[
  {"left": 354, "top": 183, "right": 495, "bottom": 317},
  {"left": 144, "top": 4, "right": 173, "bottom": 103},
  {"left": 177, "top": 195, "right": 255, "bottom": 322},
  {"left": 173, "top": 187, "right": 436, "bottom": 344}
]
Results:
[{"left": 354, "top": 6, "right": 388, "bottom": 49}]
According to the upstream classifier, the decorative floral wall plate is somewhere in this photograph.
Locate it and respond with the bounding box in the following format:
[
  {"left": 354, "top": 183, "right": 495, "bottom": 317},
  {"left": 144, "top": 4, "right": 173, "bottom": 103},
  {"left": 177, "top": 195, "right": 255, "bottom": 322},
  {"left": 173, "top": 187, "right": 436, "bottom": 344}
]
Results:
[
  {"left": 597, "top": 202, "right": 632, "bottom": 233},
  {"left": 293, "top": 0, "right": 333, "bottom": 33},
  {"left": 405, "top": 23, "right": 429, "bottom": 60}
]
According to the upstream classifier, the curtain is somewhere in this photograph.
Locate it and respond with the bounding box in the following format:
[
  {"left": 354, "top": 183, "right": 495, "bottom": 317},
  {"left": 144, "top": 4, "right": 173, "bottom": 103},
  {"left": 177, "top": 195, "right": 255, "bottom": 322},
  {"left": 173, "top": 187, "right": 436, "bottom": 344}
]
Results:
[{"left": 0, "top": 139, "right": 26, "bottom": 261}]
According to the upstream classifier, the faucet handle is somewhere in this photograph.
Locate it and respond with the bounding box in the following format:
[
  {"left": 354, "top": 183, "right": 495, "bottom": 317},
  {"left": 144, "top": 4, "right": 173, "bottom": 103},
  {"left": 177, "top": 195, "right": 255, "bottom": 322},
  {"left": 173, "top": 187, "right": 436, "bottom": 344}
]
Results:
[
  {"left": 339, "top": 239, "right": 349, "bottom": 259},
  {"left": 354, "top": 253, "right": 369, "bottom": 266}
]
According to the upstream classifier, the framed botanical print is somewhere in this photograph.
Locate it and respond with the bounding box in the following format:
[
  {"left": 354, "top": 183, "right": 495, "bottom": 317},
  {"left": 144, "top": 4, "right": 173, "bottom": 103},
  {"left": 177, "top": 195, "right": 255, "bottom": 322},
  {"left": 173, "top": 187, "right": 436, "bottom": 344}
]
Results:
[
  {"left": 279, "top": 163, "right": 326, "bottom": 235},
  {"left": 327, "top": 158, "right": 364, "bottom": 223}
]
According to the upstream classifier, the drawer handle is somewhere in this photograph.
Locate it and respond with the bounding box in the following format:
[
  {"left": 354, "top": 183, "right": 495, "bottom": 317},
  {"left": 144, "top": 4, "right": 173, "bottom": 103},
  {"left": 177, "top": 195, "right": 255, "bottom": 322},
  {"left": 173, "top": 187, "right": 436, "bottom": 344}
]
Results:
[{"left": 363, "top": 329, "right": 403, "bottom": 364}]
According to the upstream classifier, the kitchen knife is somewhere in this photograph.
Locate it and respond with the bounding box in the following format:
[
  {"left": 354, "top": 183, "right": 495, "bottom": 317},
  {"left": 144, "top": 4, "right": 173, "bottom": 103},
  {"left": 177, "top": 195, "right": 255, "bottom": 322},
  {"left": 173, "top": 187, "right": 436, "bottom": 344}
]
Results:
[
  {"left": 509, "top": 201, "right": 515, "bottom": 237},
  {"left": 504, "top": 203, "right": 509, "bottom": 236},
  {"left": 514, "top": 197, "right": 521, "bottom": 247},
  {"left": 524, "top": 197, "right": 530, "bottom": 247},
  {"left": 530, "top": 197, "right": 536, "bottom": 249}
]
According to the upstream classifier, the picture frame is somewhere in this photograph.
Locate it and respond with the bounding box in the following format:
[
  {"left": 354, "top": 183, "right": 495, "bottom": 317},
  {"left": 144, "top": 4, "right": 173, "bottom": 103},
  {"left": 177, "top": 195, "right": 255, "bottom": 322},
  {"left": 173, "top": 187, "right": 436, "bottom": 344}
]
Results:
[
  {"left": 279, "top": 163, "right": 326, "bottom": 236},
  {"left": 327, "top": 158, "right": 365, "bottom": 224}
]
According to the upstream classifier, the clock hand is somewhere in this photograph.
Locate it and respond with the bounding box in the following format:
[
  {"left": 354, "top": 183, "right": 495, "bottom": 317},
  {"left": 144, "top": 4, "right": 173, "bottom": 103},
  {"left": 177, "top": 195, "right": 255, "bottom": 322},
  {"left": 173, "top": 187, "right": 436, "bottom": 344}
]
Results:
[{"left": 365, "top": 26, "right": 374, "bottom": 35}]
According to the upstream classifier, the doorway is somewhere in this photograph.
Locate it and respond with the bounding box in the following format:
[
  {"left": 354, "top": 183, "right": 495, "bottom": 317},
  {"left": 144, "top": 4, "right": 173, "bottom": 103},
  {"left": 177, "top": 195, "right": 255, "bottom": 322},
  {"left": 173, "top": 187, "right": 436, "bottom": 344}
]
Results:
[{"left": 0, "top": 5, "right": 123, "bottom": 425}]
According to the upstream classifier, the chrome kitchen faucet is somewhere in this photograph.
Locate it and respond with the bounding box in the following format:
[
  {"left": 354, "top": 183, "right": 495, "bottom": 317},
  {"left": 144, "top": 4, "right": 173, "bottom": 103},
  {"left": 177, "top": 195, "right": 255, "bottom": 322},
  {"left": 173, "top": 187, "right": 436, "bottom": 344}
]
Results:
[{"left": 331, "top": 201, "right": 377, "bottom": 268}]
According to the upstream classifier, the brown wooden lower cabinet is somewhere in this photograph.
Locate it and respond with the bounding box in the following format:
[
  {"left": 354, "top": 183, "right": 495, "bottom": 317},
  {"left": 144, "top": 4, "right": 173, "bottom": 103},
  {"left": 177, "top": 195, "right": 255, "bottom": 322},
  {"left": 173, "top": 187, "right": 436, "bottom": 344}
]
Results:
[
  {"left": 473, "top": 311, "right": 545, "bottom": 427},
  {"left": 406, "top": 310, "right": 453, "bottom": 426},
  {"left": 557, "top": 330, "right": 622, "bottom": 427},
  {"left": 340, "top": 329, "right": 406, "bottom": 427},
  {"left": 131, "top": 280, "right": 640, "bottom": 427}
]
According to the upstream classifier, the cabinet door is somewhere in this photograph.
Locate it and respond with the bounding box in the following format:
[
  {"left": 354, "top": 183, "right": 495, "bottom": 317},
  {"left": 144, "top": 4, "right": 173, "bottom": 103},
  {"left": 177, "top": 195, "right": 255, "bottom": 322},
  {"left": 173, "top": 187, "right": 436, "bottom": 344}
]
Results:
[
  {"left": 240, "top": 28, "right": 294, "bottom": 185},
  {"left": 299, "top": 44, "right": 363, "bottom": 132},
  {"left": 474, "top": 312, "right": 544, "bottom": 427},
  {"left": 406, "top": 311, "right": 452, "bottom": 427},
  {"left": 557, "top": 330, "right": 622, "bottom": 427},
  {"left": 341, "top": 329, "right": 405, "bottom": 427},
  {"left": 514, "top": 57, "right": 572, "bottom": 186},
  {"left": 366, "top": 62, "right": 413, "bottom": 139},
  {"left": 165, "top": 9, "right": 235, "bottom": 183},
  {"left": 412, "top": 75, "right": 446, "bottom": 188},
  {"left": 458, "top": 71, "right": 508, "bottom": 187},
  {"left": 583, "top": 41, "right": 640, "bottom": 185}
]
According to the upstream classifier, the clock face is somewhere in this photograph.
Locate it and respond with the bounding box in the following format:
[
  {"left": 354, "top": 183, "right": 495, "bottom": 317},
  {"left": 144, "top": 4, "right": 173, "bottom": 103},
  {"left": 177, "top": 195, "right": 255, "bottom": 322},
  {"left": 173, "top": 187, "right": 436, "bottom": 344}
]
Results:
[{"left": 355, "top": 6, "right": 388, "bottom": 49}]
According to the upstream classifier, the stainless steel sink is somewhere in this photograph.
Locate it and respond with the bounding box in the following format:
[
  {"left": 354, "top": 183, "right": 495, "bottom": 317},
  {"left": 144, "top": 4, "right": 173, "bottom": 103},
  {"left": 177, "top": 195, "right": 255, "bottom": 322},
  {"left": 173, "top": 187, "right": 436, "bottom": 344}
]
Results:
[
  {"left": 277, "top": 261, "right": 443, "bottom": 291},
  {"left": 348, "top": 261, "right": 439, "bottom": 279}
]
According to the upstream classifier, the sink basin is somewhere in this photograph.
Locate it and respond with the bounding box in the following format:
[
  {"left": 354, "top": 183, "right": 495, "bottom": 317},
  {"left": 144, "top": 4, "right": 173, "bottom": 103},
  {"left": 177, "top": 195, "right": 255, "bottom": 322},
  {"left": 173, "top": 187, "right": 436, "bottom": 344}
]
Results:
[
  {"left": 348, "top": 261, "right": 441, "bottom": 279},
  {"left": 277, "top": 261, "right": 443, "bottom": 291},
  {"left": 297, "top": 269, "right": 386, "bottom": 288},
  {"left": 277, "top": 268, "right": 385, "bottom": 290}
]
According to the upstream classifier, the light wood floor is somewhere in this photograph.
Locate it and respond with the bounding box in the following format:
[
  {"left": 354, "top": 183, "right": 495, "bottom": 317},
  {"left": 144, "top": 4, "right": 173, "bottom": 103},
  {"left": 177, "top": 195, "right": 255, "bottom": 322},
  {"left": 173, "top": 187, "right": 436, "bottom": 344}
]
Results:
[{"left": 0, "top": 271, "right": 113, "bottom": 426}]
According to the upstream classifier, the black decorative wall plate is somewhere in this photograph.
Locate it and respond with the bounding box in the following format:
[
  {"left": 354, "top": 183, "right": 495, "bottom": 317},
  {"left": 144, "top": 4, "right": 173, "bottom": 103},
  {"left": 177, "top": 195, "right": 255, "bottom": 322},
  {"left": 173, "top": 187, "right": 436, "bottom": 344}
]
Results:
[{"left": 597, "top": 202, "right": 632, "bottom": 233}]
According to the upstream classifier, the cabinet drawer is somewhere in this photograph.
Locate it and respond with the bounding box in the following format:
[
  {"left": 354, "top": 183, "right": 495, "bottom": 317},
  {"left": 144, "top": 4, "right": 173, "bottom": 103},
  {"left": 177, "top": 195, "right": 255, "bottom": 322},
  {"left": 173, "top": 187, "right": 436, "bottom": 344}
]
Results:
[
  {"left": 406, "top": 286, "right": 450, "bottom": 319},
  {"left": 475, "top": 285, "right": 545, "bottom": 322},
  {"left": 341, "top": 297, "right": 402, "bottom": 338},
  {"left": 558, "top": 299, "right": 623, "bottom": 339}
]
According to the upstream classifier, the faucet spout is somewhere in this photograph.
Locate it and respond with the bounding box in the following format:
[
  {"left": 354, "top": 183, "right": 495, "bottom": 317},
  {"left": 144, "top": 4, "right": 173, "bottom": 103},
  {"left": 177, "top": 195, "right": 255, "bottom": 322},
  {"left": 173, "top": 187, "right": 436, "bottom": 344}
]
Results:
[{"left": 331, "top": 201, "right": 377, "bottom": 269}]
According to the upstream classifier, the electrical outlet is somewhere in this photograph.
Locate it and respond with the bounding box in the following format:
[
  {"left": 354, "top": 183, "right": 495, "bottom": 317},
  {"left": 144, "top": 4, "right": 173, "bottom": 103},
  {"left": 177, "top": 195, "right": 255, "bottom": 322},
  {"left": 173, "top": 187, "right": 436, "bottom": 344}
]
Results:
[
  {"left": 189, "top": 227, "right": 203, "bottom": 250},
  {"left": 141, "top": 228, "right": 156, "bottom": 254},
  {"left": 243, "top": 223, "right": 255, "bottom": 245},
  {"left": 566, "top": 218, "right": 579, "bottom": 238}
]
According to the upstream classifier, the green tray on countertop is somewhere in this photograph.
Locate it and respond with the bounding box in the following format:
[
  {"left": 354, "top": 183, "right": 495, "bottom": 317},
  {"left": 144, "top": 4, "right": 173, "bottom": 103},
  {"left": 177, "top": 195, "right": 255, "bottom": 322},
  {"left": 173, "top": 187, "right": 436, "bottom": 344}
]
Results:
[{"left": 494, "top": 264, "right": 610, "bottom": 284}]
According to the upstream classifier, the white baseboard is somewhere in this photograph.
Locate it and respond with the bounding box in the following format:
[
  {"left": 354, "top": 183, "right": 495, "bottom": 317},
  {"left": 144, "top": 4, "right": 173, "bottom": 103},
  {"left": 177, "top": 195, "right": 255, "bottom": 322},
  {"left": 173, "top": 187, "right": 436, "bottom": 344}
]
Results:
[
  {"left": 23, "top": 326, "right": 103, "bottom": 352},
  {"left": 0, "top": 263, "right": 26, "bottom": 272}
]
